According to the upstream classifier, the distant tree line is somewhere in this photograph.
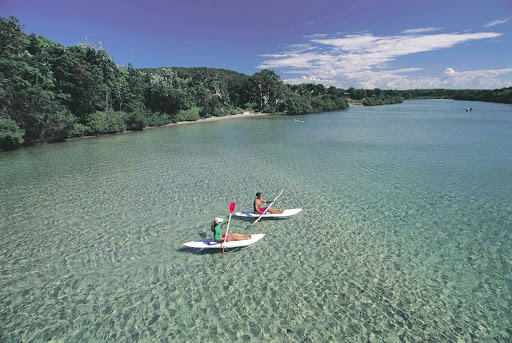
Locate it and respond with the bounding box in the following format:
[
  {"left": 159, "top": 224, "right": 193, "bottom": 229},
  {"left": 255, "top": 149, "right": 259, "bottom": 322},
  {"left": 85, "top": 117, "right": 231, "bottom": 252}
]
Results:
[
  {"left": 344, "top": 87, "right": 512, "bottom": 105},
  {"left": 346, "top": 87, "right": 403, "bottom": 105},
  {"left": 350, "top": 88, "right": 511, "bottom": 106},
  {"left": 0, "top": 17, "right": 348, "bottom": 150},
  {"left": 362, "top": 96, "right": 404, "bottom": 106},
  {"left": 345, "top": 88, "right": 405, "bottom": 106},
  {"left": 396, "top": 88, "right": 512, "bottom": 104}
]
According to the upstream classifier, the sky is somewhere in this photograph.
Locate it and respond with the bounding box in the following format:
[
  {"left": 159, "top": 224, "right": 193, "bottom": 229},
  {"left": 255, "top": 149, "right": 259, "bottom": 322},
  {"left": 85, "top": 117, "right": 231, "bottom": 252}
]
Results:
[{"left": 1, "top": 0, "right": 511, "bottom": 89}]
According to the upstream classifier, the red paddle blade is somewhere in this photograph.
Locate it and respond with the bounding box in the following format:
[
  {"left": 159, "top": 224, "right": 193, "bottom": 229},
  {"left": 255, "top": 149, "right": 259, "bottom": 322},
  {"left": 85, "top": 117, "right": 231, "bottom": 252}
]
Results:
[{"left": 229, "top": 202, "right": 236, "bottom": 213}]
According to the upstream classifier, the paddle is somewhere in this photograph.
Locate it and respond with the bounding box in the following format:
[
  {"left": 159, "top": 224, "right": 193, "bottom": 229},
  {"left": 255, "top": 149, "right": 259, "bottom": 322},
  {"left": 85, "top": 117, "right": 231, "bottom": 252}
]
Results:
[
  {"left": 222, "top": 202, "right": 236, "bottom": 258},
  {"left": 253, "top": 189, "right": 284, "bottom": 225}
]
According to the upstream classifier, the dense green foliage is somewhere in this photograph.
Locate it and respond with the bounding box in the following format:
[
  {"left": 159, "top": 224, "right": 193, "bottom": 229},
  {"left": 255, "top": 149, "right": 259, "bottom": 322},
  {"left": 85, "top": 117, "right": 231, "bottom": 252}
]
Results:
[
  {"left": 1, "top": 16, "right": 510, "bottom": 151},
  {"left": 281, "top": 84, "right": 348, "bottom": 114}
]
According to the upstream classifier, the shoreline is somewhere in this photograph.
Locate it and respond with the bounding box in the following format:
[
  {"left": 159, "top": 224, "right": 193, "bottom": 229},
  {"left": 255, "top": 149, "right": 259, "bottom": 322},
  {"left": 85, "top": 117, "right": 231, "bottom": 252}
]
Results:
[
  {"left": 65, "top": 111, "right": 268, "bottom": 141},
  {"left": 157, "top": 111, "right": 268, "bottom": 128}
]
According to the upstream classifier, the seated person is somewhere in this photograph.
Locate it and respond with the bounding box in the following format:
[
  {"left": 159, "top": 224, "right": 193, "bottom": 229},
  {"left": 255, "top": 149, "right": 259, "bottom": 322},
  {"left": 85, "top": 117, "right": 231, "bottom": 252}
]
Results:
[
  {"left": 211, "top": 218, "right": 251, "bottom": 243},
  {"left": 254, "top": 192, "right": 284, "bottom": 214}
]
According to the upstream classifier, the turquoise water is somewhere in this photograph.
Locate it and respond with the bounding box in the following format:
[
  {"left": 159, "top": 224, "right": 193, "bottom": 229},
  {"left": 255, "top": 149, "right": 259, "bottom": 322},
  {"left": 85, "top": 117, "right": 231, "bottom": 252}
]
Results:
[{"left": 1, "top": 100, "right": 511, "bottom": 341}]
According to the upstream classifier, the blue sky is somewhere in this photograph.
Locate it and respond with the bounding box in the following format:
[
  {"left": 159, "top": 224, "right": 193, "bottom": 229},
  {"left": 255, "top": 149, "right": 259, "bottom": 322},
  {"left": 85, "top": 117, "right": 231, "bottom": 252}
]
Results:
[{"left": 1, "top": 0, "right": 511, "bottom": 89}]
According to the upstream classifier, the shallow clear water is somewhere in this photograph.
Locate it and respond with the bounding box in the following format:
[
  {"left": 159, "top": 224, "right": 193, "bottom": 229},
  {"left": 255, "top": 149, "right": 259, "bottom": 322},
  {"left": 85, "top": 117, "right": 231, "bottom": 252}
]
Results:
[{"left": 1, "top": 100, "right": 511, "bottom": 342}]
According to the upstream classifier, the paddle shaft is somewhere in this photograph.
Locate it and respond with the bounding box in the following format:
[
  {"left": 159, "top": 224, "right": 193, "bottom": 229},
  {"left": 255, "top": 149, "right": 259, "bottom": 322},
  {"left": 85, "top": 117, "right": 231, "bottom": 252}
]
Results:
[
  {"left": 221, "top": 213, "right": 232, "bottom": 258},
  {"left": 225, "top": 213, "right": 232, "bottom": 241},
  {"left": 253, "top": 189, "right": 284, "bottom": 225},
  {"left": 222, "top": 202, "right": 236, "bottom": 258}
]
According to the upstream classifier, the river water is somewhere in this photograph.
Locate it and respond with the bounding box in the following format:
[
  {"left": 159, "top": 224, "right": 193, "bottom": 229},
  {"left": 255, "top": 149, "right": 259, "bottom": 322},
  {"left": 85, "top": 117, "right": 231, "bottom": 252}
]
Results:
[{"left": 1, "top": 100, "right": 511, "bottom": 341}]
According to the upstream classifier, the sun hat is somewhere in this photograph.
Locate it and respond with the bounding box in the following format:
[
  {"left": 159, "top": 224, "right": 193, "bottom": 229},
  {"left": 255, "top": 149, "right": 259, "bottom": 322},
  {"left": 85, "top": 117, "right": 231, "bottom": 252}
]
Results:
[{"left": 214, "top": 217, "right": 223, "bottom": 224}]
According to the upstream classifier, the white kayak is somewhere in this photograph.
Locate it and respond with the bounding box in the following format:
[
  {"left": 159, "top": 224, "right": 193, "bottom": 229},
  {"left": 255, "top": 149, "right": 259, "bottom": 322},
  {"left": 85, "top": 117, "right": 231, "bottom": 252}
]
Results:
[
  {"left": 183, "top": 234, "right": 265, "bottom": 249},
  {"left": 234, "top": 208, "right": 302, "bottom": 219}
]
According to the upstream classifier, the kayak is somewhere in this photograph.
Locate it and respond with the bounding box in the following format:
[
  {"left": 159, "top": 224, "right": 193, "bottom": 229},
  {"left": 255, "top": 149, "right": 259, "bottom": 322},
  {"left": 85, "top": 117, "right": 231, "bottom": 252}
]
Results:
[
  {"left": 183, "top": 234, "right": 265, "bottom": 249},
  {"left": 233, "top": 208, "right": 302, "bottom": 219}
]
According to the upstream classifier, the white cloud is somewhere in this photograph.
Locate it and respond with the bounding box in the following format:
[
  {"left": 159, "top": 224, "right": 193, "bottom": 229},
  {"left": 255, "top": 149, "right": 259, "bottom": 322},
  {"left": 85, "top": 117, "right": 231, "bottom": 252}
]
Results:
[
  {"left": 258, "top": 51, "right": 330, "bottom": 69},
  {"left": 311, "top": 32, "right": 501, "bottom": 58},
  {"left": 286, "top": 43, "right": 316, "bottom": 52},
  {"left": 401, "top": 27, "right": 443, "bottom": 34},
  {"left": 303, "top": 33, "right": 329, "bottom": 39},
  {"left": 388, "top": 68, "right": 423, "bottom": 74},
  {"left": 258, "top": 30, "right": 508, "bottom": 89},
  {"left": 438, "top": 67, "right": 512, "bottom": 88},
  {"left": 484, "top": 18, "right": 509, "bottom": 27},
  {"left": 284, "top": 75, "right": 337, "bottom": 85},
  {"left": 284, "top": 67, "right": 512, "bottom": 90}
]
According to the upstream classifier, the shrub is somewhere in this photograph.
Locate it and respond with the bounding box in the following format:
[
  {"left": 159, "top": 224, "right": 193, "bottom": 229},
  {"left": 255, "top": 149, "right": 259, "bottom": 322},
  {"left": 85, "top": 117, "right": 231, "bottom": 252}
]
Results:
[
  {"left": 244, "top": 102, "right": 257, "bottom": 111},
  {"left": 0, "top": 116, "right": 25, "bottom": 150},
  {"left": 126, "top": 112, "right": 146, "bottom": 130},
  {"left": 226, "top": 107, "right": 244, "bottom": 115},
  {"left": 105, "top": 110, "right": 127, "bottom": 133},
  {"left": 47, "top": 110, "right": 76, "bottom": 142},
  {"left": 177, "top": 106, "right": 201, "bottom": 121},
  {"left": 70, "top": 123, "right": 90, "bottom": 137},
  {"left": 86, "top": 111, "right": 109, "bottom": 135},
  {"left": 146, "top": 112, "right": 171, "bottom": 127},
  {"left": 85, "top": 110, "right": 127, "bottom": 135}
]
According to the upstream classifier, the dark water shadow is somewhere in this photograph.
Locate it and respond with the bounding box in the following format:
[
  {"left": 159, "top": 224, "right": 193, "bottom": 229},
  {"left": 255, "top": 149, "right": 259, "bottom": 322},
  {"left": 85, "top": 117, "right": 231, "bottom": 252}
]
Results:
[
  {"left": 177, "top": 246, "right": 243, "bottom": 255},
  {"left": 233, "top": 217, "right": 291, "bottom": 224},
  {"left": 231, "top": 217, "right": 253, "bottom": 223},
  {"left": 178, "top": 231, "right": 245, "bottom": 255}
]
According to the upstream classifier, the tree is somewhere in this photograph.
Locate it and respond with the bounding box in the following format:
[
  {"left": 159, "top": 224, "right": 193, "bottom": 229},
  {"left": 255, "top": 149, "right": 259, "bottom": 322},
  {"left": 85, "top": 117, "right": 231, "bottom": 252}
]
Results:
[
  {"left": 279, "top": 90, "right": 313, "bottom": 114},
  {"left": 145, "top": 68, "right": 187, "bottom": 119},
  {"left": 244, "top": 69, "right": 285, "bottom": 112},
  {"left": 121, "top": 63, "right": 147, "bottom": 112},
  {"left": 0, "top": 17, "right": 75, "bottom": 143}
]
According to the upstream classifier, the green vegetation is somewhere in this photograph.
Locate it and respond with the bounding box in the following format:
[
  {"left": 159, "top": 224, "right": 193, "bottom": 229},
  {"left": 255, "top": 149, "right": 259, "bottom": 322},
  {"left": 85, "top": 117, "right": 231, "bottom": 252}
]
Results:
[
  {"left": 1, "top": 16, "right": 510, "bottom": 151},
  {"left": 282, "top": 84, "right": 349, "bottom": 114}
]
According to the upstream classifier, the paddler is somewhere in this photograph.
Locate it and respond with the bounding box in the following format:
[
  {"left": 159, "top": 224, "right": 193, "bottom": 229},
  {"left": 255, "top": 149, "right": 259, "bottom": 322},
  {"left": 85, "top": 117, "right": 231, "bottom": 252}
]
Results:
[
  {"left": 254, "top": 192, "right": 284, "bottom": 215},
  {"left": 211, "top": 218, "right": 251, "bottom": 243}
]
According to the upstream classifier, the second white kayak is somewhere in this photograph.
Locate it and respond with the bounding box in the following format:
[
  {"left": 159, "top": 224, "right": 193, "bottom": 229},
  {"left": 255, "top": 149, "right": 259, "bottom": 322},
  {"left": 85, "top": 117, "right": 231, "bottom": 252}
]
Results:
[{"left": 233, "top": 208, "right": 302, "bottom": 219}]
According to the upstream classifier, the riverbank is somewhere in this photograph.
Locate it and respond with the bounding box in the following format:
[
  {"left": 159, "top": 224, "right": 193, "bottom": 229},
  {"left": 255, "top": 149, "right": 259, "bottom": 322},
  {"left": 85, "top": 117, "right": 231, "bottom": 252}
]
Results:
[
  {"left": 62, "top": 111, "right": 268, "bottom": 142},
  {"left": 1, "top": 111, "right": 269, "bottom": 150},
  {"left": 158, "top": 111, "right": 268, "bottom": 127}
]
